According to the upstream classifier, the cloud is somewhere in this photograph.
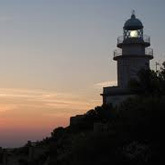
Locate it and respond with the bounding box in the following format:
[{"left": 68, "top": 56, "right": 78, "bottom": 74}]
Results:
[
  {"left": 0, "top": 104, "right": 17, "bottom": 112},
  {"left": 0, "top": 88, "right": 101, "bottom": 147},
  {"left": 0, "top": 88, "right": 97, "bottom": 114},
  {"left": 0, "top": 88, "right": 71, "bottom": 101},
  {"left": 94, "top": 80, "right": 117, "bottom": 88}
]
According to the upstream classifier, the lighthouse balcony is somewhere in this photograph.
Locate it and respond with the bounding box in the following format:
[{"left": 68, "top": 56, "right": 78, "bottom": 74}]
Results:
[
  {"left": 113, "top": 47, "right": 153, "bottom": 60},
  {"left": 117, "top": 34, "right": 150, "bottom": 48}
]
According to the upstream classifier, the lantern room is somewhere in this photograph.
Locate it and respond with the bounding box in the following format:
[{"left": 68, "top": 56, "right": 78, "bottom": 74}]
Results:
[{"left": 123, "top": 11, "right": 143, "bottom": 39}]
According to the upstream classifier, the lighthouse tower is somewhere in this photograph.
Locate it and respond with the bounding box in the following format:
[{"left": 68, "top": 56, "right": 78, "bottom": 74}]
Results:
[{"left": 102, "top": 12, "right": 153, "bottom": 106}]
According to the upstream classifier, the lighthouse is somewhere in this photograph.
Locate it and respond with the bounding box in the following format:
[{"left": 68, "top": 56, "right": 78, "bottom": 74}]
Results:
[{"left": 102, "top": 12, "right": 153, "bottom": 106}]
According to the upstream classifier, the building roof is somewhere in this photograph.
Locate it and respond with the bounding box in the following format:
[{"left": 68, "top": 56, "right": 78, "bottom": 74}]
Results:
[{"left": 124, "top": 12, "right": 143, "bottom": 30}]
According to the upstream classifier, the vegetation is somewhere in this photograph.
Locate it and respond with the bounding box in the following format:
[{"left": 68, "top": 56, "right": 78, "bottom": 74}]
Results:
[
  {"left": 128, "top": 62, "right": 165, "bottom": 96},
  {"left": 45, "top": 62, "right": 165, "bottom": 165},
  {"left": 1, "top": 62, "right": 165, "bottom": 165},
  {"left": 43, "top": 96, "right": 164, "bottom": 165}
]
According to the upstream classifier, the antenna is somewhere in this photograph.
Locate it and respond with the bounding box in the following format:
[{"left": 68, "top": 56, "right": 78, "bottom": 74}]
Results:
[
  {"left": 131, "top": 10, "right": 136, "bottom": 18},
  {"left": 132, "top": 10, "right": 135, "bottom": 15}
]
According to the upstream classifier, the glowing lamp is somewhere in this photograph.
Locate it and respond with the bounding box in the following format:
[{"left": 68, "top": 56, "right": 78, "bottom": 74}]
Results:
[{"left": 130, "top": 30, "right": 138, "bottom": 38}]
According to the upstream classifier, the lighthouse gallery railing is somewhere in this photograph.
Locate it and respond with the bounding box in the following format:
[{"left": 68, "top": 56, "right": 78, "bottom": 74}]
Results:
[{"left": 114, "top": 48, "right": 153, "bottom": 57}]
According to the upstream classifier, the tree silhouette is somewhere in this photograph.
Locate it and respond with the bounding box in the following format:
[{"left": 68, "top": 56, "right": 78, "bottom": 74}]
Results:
[{"left": 128, "top": 62, "right": 165, "bottom": 96}]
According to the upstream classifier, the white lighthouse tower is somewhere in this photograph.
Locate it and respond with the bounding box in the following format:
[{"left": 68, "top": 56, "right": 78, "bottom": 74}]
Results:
[{"left": 102, "top": 12, "right": 153, "bottom": 106}]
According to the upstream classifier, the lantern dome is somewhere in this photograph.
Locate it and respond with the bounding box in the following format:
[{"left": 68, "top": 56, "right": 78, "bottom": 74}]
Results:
[{"left": 124, "top": 12, "right": 143, "bottom": 30}]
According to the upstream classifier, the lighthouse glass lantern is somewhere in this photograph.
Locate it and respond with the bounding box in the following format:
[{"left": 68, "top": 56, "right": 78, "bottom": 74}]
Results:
[
  {"left": 123, "top": 11, "right": 143, "bottom": 39},
  {"left": 130, "top": 30, "right": 138, "bottom": 38}
]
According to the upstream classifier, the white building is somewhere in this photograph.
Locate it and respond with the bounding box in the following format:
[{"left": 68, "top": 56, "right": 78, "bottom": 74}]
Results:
[{"left": 102, "top": 12, "right": 153, "bottom": 106}]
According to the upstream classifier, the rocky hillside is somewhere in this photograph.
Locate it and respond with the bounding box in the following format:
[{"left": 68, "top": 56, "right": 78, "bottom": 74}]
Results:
[{"left": 1, "top": 63, "right": 165, "bottom": 165}]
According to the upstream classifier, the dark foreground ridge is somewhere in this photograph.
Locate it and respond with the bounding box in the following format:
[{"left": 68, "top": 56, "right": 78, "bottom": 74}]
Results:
[{"left": 1, "top": 63, "right": 165, "bottom": 165}]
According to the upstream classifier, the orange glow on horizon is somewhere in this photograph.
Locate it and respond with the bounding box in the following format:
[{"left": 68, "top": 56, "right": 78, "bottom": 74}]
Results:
[{"left": 0, "top": 87, "right": 101, "bottom": 147}]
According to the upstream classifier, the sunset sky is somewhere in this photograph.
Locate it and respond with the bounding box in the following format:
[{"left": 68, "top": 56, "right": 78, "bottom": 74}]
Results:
[{"left": 0, "top": 0, "right": 165, "bottom": 148}]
